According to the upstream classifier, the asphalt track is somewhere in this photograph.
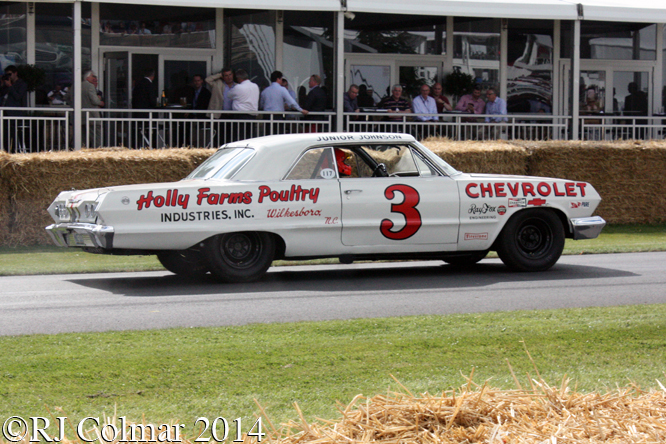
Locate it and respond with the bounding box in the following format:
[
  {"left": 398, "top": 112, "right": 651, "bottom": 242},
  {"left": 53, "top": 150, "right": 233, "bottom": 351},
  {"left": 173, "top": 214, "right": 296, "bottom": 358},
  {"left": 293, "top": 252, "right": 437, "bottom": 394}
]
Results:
[{"left": 1, "top": 251, "right": 665, "bottom": 336}]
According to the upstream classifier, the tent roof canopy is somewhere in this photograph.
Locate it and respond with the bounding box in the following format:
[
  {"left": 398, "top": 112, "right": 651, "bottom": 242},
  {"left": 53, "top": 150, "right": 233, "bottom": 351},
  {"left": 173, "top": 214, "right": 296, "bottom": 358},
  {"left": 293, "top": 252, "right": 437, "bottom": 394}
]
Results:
[{"left": 31, "top": 0, "right": 666, "bottom": 22}]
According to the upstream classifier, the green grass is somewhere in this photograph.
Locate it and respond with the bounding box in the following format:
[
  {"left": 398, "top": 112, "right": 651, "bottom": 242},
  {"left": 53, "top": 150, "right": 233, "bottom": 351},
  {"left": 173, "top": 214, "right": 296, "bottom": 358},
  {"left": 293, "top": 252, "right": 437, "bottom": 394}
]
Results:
[
  {"left": 1, "top": 305, "right": 666, "bottom": 432},
  {"left": 1, "top": 224, "right": 665, "bottom": 276}
]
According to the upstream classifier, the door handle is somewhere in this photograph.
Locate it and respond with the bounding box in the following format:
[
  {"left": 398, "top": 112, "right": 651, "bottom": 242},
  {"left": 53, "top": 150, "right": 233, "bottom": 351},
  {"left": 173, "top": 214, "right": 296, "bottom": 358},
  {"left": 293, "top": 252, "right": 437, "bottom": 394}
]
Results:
[{"left": 344, "top": 189, "right": 363, "bottom": 194}]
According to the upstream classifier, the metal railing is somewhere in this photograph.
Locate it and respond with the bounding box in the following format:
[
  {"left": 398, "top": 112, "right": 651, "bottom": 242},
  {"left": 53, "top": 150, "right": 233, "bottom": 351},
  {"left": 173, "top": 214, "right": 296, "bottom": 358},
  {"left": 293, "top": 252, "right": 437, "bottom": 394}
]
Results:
[
  {"left": 579, "top": 115, "right": 665, "bottom": 141},
  {"left": 2, "top": 107, "right": 664, "bottom": 152},
  {"left": 86, "top": 109, "right": 333, "bottom": 149},
  {"left": 0, "top": 107, "right": 71, "bottom": 153},
  {"left": 347, "top": 113, "right": 570, "bottom": 141}
]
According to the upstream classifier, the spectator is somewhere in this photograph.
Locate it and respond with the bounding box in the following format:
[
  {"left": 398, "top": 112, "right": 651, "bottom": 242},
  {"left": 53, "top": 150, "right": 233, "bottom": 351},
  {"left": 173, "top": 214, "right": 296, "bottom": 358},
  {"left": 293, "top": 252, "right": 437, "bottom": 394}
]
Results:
[
  {"left": 624, "top": 82, "right": 648, "bottom": 116},
  {"left": 228, "top": 69, "right": 260, "bottom": 140},
  {"left": 260, "top": 70, "right": 307, "bottom": 115},
  {"left": 455, "top": 84, "right": 485, "bottom": 115},
  {"left": 2, "top": 65, "right": 27, "bottom": 112},
  {"left": 357, "top": 84, "right": 375, "bottom": 107},
  {"left": 377, "top": 84, "right": 411, "bottom": 120},
  {"left": 206, "top": 67, "right": 235, "bottom": 119},
  {"left": 412, "top": 84, "right": 438, "bottom": 122},
  {"left": 281, "top": 77, "right": 298, "bottom": 102},
  {"left": 484, "top": 88, "right": 507, "bottom": 122},
  {"left": 131, "top": 68, "right": 157, "bottom": 148},
  {"left": 81, "top": 70, "right": 105, "bottom": 147},
  {"left": 138, "top": 22, "right": 152, "bottom": 35},
  {"left": 190, "top": 74, "right": 211, "bottom": 111},
  {"left": 281, "top": 77, "right": 300, "bottom": 122},
  {"left": 132, "top": 67, "right": 157, "bottom": 112},
  {"left": 303, "top": 74, "right": 327, "bottom": 122},
  {"left": 2, "top": 65, "right": 28, "bottom": 153},
  {"left": 430, "top": 82, "right": 452, "bottom": 113},
  {"left": 47, "top": 83, "right": 68, "bottom": 106},
  {"left": 343, "top": 84, "right": 360, "bottom": 114}
]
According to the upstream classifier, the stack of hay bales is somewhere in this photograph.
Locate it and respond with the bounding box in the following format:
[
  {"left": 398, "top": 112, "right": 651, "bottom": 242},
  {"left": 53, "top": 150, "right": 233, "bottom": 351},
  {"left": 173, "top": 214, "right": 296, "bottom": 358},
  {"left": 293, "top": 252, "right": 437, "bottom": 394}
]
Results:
[
  {"left": 513, "top": 140, "right": 666, "bottom": 225},
  {"left": 0, "top": 148, "right": 214, "bottom": 246}
]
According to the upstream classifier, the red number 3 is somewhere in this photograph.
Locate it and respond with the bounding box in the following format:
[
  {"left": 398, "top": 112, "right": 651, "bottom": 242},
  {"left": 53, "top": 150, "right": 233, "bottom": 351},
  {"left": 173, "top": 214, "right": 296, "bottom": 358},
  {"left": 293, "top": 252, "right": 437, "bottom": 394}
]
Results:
[{"left": 380, "top": 184, "right": 422, "bottom": 240}]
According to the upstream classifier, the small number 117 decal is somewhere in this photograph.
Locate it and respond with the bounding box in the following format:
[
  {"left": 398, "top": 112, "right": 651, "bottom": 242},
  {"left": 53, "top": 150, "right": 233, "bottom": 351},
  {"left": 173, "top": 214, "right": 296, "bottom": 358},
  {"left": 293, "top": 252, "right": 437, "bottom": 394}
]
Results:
[{"left": 380, "top": 184, "right": 422, "bottom": 240}]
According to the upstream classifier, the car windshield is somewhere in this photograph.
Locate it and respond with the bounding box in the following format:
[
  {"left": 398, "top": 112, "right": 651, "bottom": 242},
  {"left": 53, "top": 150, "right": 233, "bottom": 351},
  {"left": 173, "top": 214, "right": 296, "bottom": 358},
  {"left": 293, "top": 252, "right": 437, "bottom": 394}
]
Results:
[
  {"left": 413, "top": 141, "right": 460, "bottom": 176},
  {"left": 186, "top": 147, "right": 255, "bottom": 180}
]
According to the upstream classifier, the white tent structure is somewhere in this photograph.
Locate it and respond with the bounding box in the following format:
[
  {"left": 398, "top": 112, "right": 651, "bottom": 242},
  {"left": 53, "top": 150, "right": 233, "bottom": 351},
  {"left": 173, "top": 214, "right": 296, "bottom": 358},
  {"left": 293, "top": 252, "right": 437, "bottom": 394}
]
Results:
[{"left": 11, "top": 0, "right": 666, "bottom": 145}]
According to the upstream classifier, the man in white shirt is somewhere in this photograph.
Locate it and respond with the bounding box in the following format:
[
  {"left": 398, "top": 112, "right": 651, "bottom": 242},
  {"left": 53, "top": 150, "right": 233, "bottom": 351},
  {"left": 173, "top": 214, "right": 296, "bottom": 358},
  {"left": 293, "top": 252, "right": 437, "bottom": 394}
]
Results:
[
  {"left": 228, "top": 69, "right": 260, "bottom": 140},
  {"left": 411, "top": 84, "right": 438, "bottom": 122}
]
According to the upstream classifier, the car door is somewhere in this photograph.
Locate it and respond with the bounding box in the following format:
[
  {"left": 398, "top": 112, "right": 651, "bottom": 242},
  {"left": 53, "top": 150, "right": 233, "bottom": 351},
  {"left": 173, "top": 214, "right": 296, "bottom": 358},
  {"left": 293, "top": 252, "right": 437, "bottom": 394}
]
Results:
[{"left": 338, "top": 144, "right": 459, "bottom": 247}]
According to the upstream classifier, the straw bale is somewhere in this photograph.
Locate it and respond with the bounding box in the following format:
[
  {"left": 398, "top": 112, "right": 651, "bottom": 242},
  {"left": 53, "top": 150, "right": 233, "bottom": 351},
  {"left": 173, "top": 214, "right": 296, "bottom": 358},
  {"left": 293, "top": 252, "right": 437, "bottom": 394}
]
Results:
[
  {"left": 422, "top": 138, "right": 529, "bottom": 176},
  {"left": 2, "top": 148, "right": 215, "bottom": 246},
  {"left": 0, "top": 151, "right": 12, "bottom": 245},
  {"left": 269, "top": 380, "right": 666, "bottom": 444},
  {"left": 515, "top": 141, "right": 666, "bottom": 225}
]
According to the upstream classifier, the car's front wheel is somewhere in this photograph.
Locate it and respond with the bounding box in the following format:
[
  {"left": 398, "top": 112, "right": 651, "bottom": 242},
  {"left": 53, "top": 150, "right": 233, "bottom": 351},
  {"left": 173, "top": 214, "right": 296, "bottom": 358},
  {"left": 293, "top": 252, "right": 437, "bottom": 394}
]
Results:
[
  {"left": 204, "top": 232, "right": 275, "bottom": 283},
  {"left": 495, "top": 209, "right": 564, "bottom": 272},
  {"left": 157, "top": 248, "right": 209, "bottom": 278}
]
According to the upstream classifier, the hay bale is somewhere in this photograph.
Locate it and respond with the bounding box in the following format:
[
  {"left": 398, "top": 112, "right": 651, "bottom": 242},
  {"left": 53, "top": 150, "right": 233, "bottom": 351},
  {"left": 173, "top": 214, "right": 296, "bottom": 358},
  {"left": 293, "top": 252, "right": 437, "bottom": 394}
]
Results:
[
  {"left": 0, "top": 151, "right": 12, "bottom": 245},
  {"left": 3, "top": 148, "right": 215, "bottom": 246},
  {"left": 515, "top": 141, "right": 666, "bottom": 224},
  {"left": 423, "top": 138, "right": 529, "bottom": 176}
]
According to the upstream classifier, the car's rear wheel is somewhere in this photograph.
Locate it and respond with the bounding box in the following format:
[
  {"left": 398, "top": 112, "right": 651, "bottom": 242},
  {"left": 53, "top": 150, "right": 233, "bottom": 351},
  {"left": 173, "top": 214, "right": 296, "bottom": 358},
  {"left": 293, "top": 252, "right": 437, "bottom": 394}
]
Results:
[
  {"left": 204, "top": 232, "right": 275, "bottom": 283},
  {"left": 495, "top": 209, "right": 564, "bottom": 272},
  {"left": 157, "top": 248, "right": 209, "bottom": 278},
  {"left": 443, "top": 250, "right": 488, "bottom": 267}
]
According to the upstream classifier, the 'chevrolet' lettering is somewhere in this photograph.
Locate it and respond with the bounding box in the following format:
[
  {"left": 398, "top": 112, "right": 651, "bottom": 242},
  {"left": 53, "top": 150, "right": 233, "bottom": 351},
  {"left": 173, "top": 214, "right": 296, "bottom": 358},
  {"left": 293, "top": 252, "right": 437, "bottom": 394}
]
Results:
[{"left": 466, "top": 182, "right": 586, "bottom": 198}]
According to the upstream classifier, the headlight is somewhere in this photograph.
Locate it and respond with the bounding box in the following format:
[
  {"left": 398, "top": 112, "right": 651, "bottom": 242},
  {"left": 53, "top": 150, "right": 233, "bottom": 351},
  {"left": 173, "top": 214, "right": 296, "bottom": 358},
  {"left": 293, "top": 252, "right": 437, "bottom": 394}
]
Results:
[
  {"left": 54, "top": 203, "right": 71, "bottom": 222},
  {"left": 74, "top": 201, "right": 99, "bottom": 223},
  {"left": 84, "top": 203, "right": 96, "bottom": 219}
]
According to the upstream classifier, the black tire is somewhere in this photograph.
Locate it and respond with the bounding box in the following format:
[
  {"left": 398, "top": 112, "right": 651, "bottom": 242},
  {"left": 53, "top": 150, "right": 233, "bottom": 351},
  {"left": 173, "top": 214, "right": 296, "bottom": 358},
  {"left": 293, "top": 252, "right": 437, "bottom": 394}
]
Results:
[
  {"left": 443, "top": 250, "right": 488, "bottom": 267},
  {"left": 204, "top": 232, "right": 275, "bottom": 283},
  {"left": 157, "top": 248, "right": 209, "bottom": 278},
  {"left": 495, "top": 209, "right": 565, "bottom": 272}
]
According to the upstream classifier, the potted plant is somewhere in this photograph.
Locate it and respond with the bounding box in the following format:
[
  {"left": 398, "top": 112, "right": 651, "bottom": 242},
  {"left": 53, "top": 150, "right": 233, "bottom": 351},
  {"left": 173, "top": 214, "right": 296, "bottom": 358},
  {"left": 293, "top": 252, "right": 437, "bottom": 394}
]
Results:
[{"left": 443, "top": 67, "right": 475, "bottom": 104}]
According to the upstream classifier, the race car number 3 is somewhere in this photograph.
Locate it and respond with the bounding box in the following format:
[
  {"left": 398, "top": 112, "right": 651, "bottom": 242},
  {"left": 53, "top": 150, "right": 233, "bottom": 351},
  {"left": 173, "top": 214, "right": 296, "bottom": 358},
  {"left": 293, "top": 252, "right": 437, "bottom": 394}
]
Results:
[{"left": 380, "top": 184, "right": 422, "bottom": 240}]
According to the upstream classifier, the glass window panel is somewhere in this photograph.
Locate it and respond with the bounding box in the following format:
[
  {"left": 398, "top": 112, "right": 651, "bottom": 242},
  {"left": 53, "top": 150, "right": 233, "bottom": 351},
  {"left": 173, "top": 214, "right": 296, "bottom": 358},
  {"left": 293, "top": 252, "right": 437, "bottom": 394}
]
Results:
[
  {"left": 399, "top": 66, "right": 438, "bottom": 100},
  {"left": 349, "top": 65, "right": 390, "bottom": 106},
  {"left": 562, "top": 21, "right": 655, "bottom": 61},
  {"left": 100, "top": 4, "right": 215, "bottom": 48},
  {"left": 453, "top": 18, "right": 500, "bottom": 92},
  {"left": 283, "top": 11, "right": 334, "bottom": 109},
  {"left": 164, "top": 60, "right": 207, "bottom": 104},
  {"left": 35, "top": 3, "right": 91, "bottom": 106},
  {"left": 507, "top": 20, "right": 553, "bottom": 114},
  {"left": 345, "top": 13, "right": 446, "bottom": 55},
  {"left": 1, "top": 3, "right": 27, "bottom": 71},
  {"left": 614, "top": 71, "right": 648, "bottom": 116},
  {"left": 285, "top": 148, "right": 336, "bottom": 180},
  {"left": 225, "top": 10, "right": 275, "bottom": 90}
]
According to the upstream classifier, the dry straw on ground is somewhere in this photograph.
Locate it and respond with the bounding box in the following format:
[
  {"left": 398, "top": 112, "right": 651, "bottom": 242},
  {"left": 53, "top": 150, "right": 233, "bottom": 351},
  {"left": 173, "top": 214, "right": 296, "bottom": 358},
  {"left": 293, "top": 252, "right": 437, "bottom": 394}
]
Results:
[
  {"left": 265, "top": 375, "right": 666, "bottom": 444},
  {"left": 6, "top": 374, "right": 666, "bottom": 444}
]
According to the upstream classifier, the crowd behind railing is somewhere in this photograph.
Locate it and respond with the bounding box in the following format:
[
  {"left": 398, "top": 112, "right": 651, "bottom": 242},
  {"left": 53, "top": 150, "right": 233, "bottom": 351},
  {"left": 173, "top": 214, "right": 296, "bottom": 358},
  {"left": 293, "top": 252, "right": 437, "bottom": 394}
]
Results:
[{"left": 4, "top": 108, "right": 666, "bottom": 153}]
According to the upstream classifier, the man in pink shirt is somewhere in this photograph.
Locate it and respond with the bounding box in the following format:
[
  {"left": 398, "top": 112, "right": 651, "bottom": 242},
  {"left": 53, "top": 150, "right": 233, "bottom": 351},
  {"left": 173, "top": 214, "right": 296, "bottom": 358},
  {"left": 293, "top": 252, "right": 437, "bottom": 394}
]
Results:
[{"left": 455, "top": 84, "right": 485, "bottom": 115}]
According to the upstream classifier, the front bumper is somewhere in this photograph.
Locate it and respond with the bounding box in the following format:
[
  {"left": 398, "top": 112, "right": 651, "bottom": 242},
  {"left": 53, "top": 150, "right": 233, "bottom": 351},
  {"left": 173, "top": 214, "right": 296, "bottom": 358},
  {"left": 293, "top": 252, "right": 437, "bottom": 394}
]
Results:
[
  {"left": 570, "top": 216, "right": 606, "bottom": 240},
  {"left": 46, "top": 223, "right": 115, "bottom": 249}
]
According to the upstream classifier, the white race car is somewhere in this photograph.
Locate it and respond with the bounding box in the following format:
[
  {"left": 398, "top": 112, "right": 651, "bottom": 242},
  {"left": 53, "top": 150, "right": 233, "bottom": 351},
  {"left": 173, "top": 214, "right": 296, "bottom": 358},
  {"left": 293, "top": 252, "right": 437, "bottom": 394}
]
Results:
[{"left": 46, "top": 133, "right": 605, "bottom": 282}]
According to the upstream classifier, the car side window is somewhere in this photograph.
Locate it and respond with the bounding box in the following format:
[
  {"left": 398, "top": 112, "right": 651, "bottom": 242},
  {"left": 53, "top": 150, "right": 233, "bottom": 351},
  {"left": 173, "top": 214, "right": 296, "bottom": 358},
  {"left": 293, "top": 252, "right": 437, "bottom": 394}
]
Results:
[
  {"left": 284, "top": 147, "right": 337, "bottom": 180},
  {"left": 350, "top": 144, "right": 440, "bottom": 178}
]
